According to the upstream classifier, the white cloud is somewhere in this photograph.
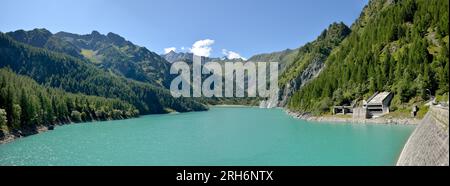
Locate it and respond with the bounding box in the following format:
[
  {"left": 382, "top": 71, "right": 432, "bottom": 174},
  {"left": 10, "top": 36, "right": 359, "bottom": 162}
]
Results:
[
  {"left": 164, "top": 47, "right": 177, "bottom": 54},
  {"left": 180, "top": 46, "right": 190, "bottom": 52},
  {"left": 190, "top": 39, "right": 214, "bottom": 57},
  {"left": 222, "top": 49, "right": 246, "bottom": 60}
]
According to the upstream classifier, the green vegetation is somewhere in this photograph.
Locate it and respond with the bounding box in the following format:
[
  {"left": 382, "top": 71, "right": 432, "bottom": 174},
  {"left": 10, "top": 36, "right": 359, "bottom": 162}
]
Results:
[
  {"left": 0, "top": 68, "right": 138, "bottom": 133},
  {"left": 288, "top": 0, "right": 449, "bottom": 115},
  {"left": 80, "top": 49, "right": 102, "bottom": 64},
  {"left": 436, "top": 93, "right": 449, "bottom": 103},
  {"left": 416, "top": 105, "right": 429, "bottom": 119},
  {"left": 197, "top": 97, "right": 260, "bottom": 106}
]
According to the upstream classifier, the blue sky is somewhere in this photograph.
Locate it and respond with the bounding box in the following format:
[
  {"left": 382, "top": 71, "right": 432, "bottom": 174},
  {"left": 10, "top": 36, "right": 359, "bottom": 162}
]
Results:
[{"left": 1, "top": 0, "right": 368, "bottom": 59}]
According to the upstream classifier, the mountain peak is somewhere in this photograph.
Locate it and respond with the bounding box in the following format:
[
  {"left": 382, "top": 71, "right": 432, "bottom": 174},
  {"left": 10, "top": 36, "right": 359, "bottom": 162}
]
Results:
[
  {"left": 107, "top": 32, "right": 129, "bottom": 46},
  {"left": 32, "top": 28, "right": 52, "bottom": 35},
  {"left": 6, "top": 28, "right": 53, "bottom": 47},
  {"left": 167, "top": 50, "right": 177, "bottom": 55},
  {"left": 317, "top": 22, "right": 351, "bottom": 41},
  {"left": 107, "top": 32, "right": 123, "bottom": 39},
  {"left": 91, "top": 30, "right": 102, "bottom": 36}
]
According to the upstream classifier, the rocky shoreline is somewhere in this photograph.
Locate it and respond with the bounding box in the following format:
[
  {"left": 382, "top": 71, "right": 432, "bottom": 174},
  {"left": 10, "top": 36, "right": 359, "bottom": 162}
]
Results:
[
  {"left": 285, "top": 110, "right": 420, "bottom": 125},
  {"left": 0, "top": 115, "right": 141, "bottom": 145},
  {"left": 0, "top": 125, "right": 51, "bottom": 144}
]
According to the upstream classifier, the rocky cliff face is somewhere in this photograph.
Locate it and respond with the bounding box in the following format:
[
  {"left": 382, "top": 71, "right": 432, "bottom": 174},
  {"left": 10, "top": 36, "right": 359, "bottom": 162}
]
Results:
[
  {"left": 260, "top": 55, "right": 327, "bottom": 108},
  {"left": 278, "top": 55, "right": 326, "bottom": 107},
  {"left": 162, "top": 51, "right": 193, "bottom": 63}
]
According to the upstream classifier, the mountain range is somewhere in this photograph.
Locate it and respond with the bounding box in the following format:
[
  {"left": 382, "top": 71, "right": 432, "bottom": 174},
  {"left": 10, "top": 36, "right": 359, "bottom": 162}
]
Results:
[
  {"left": 162, "top": 50, "right": 245, "bottom": 64},
  {"left": 6, "top": 29, "right": 171, "bottom": 87},
  {"left": 0, "top": 32, "right": 208, "bottom": 114}
]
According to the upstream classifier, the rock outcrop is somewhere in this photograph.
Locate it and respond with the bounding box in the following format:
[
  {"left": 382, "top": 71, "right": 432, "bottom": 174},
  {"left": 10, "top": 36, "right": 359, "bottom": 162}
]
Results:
[{"left": 278, "top": 56, "right": 326, "bottom": 107}]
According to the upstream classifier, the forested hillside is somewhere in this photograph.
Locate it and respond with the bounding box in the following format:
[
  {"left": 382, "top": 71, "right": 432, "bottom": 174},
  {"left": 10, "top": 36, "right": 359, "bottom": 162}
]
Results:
[
  {"left": 0, "top": 33, "right": 208, "bottom": 115},
  {"left": 288, "top": 0, "right": 449, "bottom": 114},
  {"left": 0, "top": 68, "right": 138, "bottom": 136}
]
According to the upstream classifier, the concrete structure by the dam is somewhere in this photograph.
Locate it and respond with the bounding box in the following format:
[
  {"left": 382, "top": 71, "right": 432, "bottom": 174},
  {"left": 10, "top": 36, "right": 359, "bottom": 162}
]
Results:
[{"left": 397, "top": 106, "right": 449, "bottom": 166}]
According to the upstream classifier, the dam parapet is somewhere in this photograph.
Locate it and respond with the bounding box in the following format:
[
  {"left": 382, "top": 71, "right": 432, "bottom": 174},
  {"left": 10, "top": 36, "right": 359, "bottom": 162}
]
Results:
[{"left": 397, "top": 106, "right": 449, "bottom": 166}]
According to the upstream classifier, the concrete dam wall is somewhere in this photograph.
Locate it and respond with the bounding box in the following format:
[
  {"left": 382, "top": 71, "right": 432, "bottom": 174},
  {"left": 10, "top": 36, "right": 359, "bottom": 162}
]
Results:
[{"left": 397, "top": 106, "right": 449, "bottom": 166}]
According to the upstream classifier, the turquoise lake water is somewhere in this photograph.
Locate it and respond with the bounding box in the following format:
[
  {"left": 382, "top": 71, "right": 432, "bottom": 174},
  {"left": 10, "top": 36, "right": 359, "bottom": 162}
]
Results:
[{"left": 0, "top": 107, "right": 415, "bottom": 166}]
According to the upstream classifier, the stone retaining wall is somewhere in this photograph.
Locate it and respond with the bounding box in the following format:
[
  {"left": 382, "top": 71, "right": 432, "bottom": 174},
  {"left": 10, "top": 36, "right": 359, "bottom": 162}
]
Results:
[{"left": 397, "top": 106, "right": 449, "bottom": 166}]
